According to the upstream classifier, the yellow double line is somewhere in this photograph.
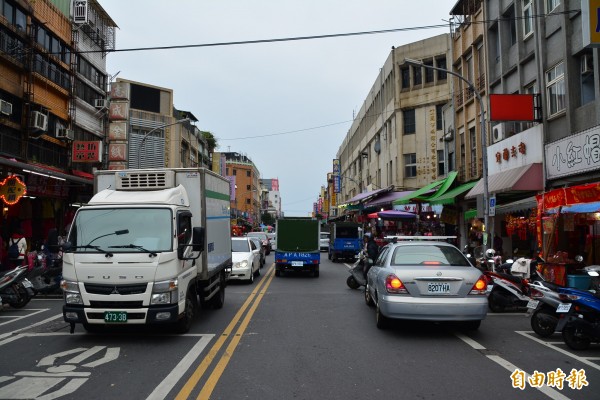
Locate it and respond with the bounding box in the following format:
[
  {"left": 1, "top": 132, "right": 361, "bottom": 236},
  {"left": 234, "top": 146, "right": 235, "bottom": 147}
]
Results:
[{"left": 176, "top": 265, "right": 275, "bottom": 400}]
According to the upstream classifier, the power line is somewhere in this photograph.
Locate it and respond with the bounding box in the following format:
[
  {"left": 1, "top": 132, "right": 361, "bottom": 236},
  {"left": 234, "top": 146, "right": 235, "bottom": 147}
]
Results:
[{"left": 218, "top": 120, "right": 353, "bottom": 141}]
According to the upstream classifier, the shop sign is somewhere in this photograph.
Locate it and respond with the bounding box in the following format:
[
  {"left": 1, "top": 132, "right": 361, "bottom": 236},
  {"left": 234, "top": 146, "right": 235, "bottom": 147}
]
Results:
[
  {"left": 0, "top": 175, "right": 26, "bottom": 205},
  {"left": 333, "top": 159, "right": 341, "bottom": 193},
  {"left": 108, "top": 102, "right": 129, "bottom": 121},
  {"left": 72, "top": 141, "right": 102, "bottom": 163},
  {"left": 582, "top": 0, "right": 600, "bottom": 47},
  {"left": 545, "top": 125, "right": 600, "bottom": 179},
  {"left": 537, "top": 182, "right": 600, "bottom": 210},
  {"left": 109, "top": 122, "right": 127, "bottom": 141},
  {"left": 108, "top": 143, "right": 127, "bottom": 161},
  {"left": 25, "top": 174, "right": 68, "bottom": 198},
  {"left": 110, "top": 81, "right": 129, "bottom": 100}
]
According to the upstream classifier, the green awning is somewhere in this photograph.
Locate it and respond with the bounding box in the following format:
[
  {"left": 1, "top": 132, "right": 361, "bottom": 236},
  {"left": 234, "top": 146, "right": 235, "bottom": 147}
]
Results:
[
  {"left": 427, "top": 181, "right": 477, "bottom": 205},
  {"left": 464, "top": 209, "right": 478, "bottom": 220},
  {"left": 393, "top": 172, "right": 457, "bottom": 205}
]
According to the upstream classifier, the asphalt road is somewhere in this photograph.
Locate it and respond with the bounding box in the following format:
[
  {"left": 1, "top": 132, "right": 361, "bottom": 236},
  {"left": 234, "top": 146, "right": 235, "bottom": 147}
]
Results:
[{"left": 0, "top": 254, "right": 598, "bottom": 400}]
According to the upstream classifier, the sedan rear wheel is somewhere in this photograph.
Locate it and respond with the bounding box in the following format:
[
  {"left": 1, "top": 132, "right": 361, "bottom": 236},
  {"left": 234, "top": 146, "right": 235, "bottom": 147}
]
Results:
[
  {"left": 364, "top": 285, "right": 374, "bottom": 307},
  {"left": 376, "top": 302, "right": 390, "bottom": 329}
]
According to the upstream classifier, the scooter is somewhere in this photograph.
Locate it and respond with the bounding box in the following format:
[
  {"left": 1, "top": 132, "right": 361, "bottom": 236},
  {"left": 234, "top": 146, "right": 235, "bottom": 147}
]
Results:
[
  {"left": 555, "top": 265, "right": 600, "bottom": 350},
  {"left": 527, "top": 274, "right": 563, "bottom": 337},
  {"left": 346, "top": 251, "right": 368, "bottom": 289},
  {"left": 27, "top": 249, "right": 62, "bottom": 295},
  {"left": 0, "top": 265, "right": 35, "bottom": 308},
  {"left": 486, "top": 257, "right": 539, "bottom": 313}
]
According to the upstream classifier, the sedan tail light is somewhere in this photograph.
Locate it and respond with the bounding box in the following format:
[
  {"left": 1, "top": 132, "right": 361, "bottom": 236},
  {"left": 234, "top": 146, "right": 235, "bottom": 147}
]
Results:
[
  {"left": 469, "top": 276, "right": 488, "bottom": 295},
  {"left": 385, "top": 274, "right": 407, "bottom": 294}
]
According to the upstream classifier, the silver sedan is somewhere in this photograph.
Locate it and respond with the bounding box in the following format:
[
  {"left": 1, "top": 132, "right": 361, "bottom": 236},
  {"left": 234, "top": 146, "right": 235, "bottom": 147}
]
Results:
[{"left": 365, "top": 241, "right": 489, "bottom": 330}]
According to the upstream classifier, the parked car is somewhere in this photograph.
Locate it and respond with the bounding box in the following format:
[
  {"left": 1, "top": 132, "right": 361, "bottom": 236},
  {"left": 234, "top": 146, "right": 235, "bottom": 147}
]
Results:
[
  {"left": 266, "top": 232, "right": 277, "bottom": 250},
  {"left": 319, "top": 232, "right": 330, "bottom": 252},
  {"left": 248, "top": 236, "right": 266, "bottom": 268},
  {"left": 231, "top": 237, "right": 261, "bottom": 284},
  {"left": 247, "top": 232, "right": 272, "bottom": 255},
  {"left": 365, "top": 240, "right": 488, "bottom": 330}
]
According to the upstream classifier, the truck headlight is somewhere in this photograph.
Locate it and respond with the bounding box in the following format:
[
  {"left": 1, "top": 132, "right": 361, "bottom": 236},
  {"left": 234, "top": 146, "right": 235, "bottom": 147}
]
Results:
[
  {"left": 61, "top": 280, "right": 83, "bottom": 305},
  {"left": 151, "top": 279, "right": 178, "bottom": 305}
]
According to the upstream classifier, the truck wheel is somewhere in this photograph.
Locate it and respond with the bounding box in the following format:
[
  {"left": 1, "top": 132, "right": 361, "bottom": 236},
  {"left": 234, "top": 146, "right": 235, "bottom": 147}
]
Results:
[
  {"left": 275, "top": 269, "right": 281, "bottom": 277},
  {"left": 175, "top": 290, "right": 197, "bottom": 334},
  {"left": 211, "top": 271, "right": 226, "bottom": 309},
  {"left": 313, "top": 267, "right": 319, "bottom": 278}
]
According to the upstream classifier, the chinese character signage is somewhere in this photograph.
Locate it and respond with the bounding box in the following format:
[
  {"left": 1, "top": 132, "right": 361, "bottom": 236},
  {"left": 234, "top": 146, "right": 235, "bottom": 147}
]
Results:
[
  {"left": 108, "top": 143, "right": 127, "bottom": 161},
  {"left": 108, "top": 102, "right": 129, "bottom": 121},
  {"left": 109, "top": 122, "right": 127, "bottom": 141},
  {"left": 0, "top": 175, "right": 26, "bottom": 205},
  {"left": 544, "top": 125, "right": 600, "bottom": 179},
  {"left": 72, "top": 141, "right": 102, "bottom": 163},
  {"left": 333, "top": 159, "right": 341, "bottom": 193},
  {"left": 110, "top": 81, "right": 129, "bottom": 100}
]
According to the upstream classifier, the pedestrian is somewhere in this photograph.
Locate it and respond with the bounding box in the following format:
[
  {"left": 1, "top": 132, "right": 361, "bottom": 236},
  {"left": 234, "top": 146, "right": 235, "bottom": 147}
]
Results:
[
  {"left": 7, "top": 228, "right": 27, "bottom": 268},
  {"left": 493, "top": 233, "right": 503, "bottom": 257}
]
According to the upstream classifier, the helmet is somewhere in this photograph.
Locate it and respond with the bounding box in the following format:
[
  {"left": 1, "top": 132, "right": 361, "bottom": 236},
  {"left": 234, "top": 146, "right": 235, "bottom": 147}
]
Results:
[{"left": 485, "top": 249, "right": 496, "bottom": 258}]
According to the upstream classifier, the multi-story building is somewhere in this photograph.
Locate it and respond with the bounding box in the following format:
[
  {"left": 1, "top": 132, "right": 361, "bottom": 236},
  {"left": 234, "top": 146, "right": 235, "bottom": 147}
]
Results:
[
  {"left": 105, "top": 78, "right": 208, "bottom": 171},
  {"left": 334, "top": 34, "right": 452, "bottom": 213},
  {"left": 0, "top": 0, "right": 115, "bottom": 245},
  {"left": 260, "top": 178, "right": 282, "bottom": 220},
  {"left": 219, "top": 152, "right": 261, "bottom": 227}
]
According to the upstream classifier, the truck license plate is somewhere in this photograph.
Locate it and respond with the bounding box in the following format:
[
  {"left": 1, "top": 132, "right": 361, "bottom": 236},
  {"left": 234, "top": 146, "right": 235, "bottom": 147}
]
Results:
[
  {"left": 291, "top": 261, "right": 304, "bottom": 267},
  {"left": 104, "top": 311, "right": 127, "bottom": 323}
]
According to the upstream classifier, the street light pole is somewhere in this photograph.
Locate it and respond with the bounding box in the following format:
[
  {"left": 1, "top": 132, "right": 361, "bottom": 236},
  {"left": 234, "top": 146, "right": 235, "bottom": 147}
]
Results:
[
  {"left": 136, "top": 118, "right": 189, "bottom": 168},
  {"left": 403, "top": 58, "right": 489, "bottom": 252}
]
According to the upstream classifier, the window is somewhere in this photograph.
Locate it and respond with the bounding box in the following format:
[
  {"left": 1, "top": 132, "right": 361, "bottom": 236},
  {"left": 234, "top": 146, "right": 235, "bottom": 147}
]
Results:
[
  {"left": 233, "top": 169, "right": 237, "bottom": 175},
  {"left": 246, "top": 184, "right": 251, "bottom": 191},
  {"left": 404, "top": 153, "right": 417, "bottom": 178},
  {"left": 401, "top": 66, "right": 410, "bottom": 89},
  {"left": 424, "top": 60, "right": 434, "bottom": 83},
  {"left": 246, "top": 170, "right": 251, "bottom": 177},
  {"left": 546, "top": 0, "right": 560, "bottom": 12},
  {"left": 436, "top": 56, "right": 447, "bottom": 80},
  {"left": 505, "top": 6, "right": 517, "bottom": 46},
  {"left": 523, "top": 0, "right": 533, "bottom": 37},
  {"left": 403, "top": 109, "right": 416, "bottom": 134},
  {"left": 436, "top": 104, "right": 444, "bottom": 130},
  {"left": 437, "top": 150, "right": 445, "bottom": 176},
  {"left": 581, "top": 54, "right": 595, "bottom": 106},
  {"left": 546, "top": 62, "right": 565, "bottom": 116},
  {"left": 413, "top": 65, "right": 422, "bottom": 85}
]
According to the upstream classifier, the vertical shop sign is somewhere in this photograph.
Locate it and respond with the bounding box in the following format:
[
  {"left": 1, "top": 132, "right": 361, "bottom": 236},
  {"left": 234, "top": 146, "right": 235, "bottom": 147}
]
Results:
[
  {"left": 109, "top": 122, "right": 127, "bottom": 141},
  {"left": 333, "top": 159, "right": 341, "bottom": 193},
  {"left": 108, "top": 143, "right": 127, "bottom": 161},
  {"left": 582, "top": 0, "right": 600, "bottom": 47}
]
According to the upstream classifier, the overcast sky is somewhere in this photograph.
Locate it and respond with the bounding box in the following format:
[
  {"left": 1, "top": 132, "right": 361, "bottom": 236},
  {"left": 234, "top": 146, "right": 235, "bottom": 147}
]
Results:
[{"left": 100, "top": 0, "right": 457, "bottom": 216}]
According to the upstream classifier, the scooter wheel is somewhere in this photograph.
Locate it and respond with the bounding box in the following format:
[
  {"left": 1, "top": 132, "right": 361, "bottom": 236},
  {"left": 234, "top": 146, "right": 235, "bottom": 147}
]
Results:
[
  {"left": 8, "top": 284, "right": 31, "bottom": 309},
  {"left": 487, "top": 290, "right": 505, "bottom": 313},
  {"left": 562, "top": 325, "right": 591, "bottom": 350},
  {"left": 530, "top": 309, "right": 557, "bottom": 338},
  {"left": 346, "top": 275, "right": 360, "bottom": 289}
]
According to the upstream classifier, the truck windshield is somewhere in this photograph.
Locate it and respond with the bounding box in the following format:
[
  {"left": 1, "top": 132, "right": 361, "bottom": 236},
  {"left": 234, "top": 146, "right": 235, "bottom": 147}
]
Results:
[{"left": 68, "top": 208, "right": 172, "bottom": 253}]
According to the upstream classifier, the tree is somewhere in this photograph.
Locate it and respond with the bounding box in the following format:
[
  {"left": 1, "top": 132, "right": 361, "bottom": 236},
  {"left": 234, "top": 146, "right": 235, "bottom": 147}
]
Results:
[
  {"left": 200, "top": 130, "right": 217, "bottom": 153},
  {"left": 261, "top": 212, "right": 275, "bottom": 226}
]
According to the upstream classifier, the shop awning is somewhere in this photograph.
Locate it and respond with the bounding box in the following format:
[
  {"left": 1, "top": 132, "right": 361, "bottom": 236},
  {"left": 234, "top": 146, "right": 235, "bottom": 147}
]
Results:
[
  {"left": 494, "top": 196, "right": 538, "bottom": 215},
  {"left": 378, "top": 210, "right": 417, "bottom": 219},
  {"left": 364, "top": 190, "right": 414, "bottom": 208},
  {"left": 393, "top": 172, "right": 458, "bottom": 205},
  {"left": 426, "top": 181, "right": 477, "bottom": 205},
  {"left": 339, "top": 186, "right": 393, "bottom": 206},
  {"left": 0, "top": 157, "right": 93, "bottom": 185},
  {"left": 559, "top": 201, "right": 600, "bottom": 213},
  {"left": 465, "top": 163, "right": 543, "bottom": 199},
  {"left": 464, "top": 209, "right": 478, "bottom": 220}
]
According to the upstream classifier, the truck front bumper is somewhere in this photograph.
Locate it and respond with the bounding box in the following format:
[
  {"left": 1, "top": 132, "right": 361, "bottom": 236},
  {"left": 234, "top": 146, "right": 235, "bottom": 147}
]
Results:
[{"left": 63, "top": 304, "right": 181, "bottom": 325}]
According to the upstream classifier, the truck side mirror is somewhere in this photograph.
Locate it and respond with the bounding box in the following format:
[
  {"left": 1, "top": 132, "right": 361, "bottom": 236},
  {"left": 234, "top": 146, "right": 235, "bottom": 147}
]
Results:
[{"left": 192, "top": 227, "right": 205, "bottom": 252}]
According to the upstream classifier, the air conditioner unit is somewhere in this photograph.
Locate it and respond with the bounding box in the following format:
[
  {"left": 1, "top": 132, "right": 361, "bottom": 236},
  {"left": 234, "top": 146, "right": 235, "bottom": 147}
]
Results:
[
  {"left": 492, "top": 123, "right": 505, "bottom": 143},
  {"left": 94, "top": 98, "right": 108, "bottom": 109},
  {"left": 0, "top": 100, "right": 12, "bottom": 116},
  {"left": 72, "top": 0, "right": 89, "bottom": 24},
  {"left": 56, "top": 128, "right": 74, "bottom": 140},
  {"left": 581, "top": 54, "right": 594, "bottom": 75},
  {"left": 30, "top": 111, "right": 48, "bottom": 131}
]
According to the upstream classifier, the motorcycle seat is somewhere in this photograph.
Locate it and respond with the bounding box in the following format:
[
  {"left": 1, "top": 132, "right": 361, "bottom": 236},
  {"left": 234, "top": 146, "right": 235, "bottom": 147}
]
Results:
[{"left": 496, "top": 272, "right": 525, "bottom": 285}]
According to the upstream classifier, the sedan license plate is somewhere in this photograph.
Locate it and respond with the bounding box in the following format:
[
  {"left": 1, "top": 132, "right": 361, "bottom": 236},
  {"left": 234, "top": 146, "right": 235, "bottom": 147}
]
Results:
[
  {"left": 104, "top": 311, "right": 127, "bottom": 323},
  {"left": 291, "top": 261, "right": 304, "bottom": 267},
  {"left": 427, "top": 282, "right": 450, "bottom": 294},
  {"left": 556, "top": 303, "right": 572, "bottom": 313}
]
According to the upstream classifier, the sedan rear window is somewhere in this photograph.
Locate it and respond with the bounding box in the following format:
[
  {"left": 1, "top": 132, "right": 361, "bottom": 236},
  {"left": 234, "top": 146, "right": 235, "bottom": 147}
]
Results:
[{"left": 391, "top": 245, "right": 470, "bottom": 266}]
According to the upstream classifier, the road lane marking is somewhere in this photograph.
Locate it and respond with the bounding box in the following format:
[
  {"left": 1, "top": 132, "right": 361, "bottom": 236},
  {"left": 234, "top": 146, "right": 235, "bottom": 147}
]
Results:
[
  {"left": 174, "top": 265, "right": 274, "bottom": 400},
  {"left": 198, "top": 268, "right": 275, "bottom": 399},
  {"left": 516, "top": 331, "right": 600, "bottom": 372},
  {"left": 0, "top": 314, "right": 63, "bottom": 342},
  {"left": 0, "top": 309, "right": 52, "bottom": 327},
  {"left": 455, "top": 332, "right": 571, "bottom": 400}
]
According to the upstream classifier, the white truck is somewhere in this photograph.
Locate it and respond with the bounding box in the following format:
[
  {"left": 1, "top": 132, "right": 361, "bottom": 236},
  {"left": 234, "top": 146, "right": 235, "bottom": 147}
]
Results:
[{"left": 61, "top": 168, "right": 232, "bottom": 333}]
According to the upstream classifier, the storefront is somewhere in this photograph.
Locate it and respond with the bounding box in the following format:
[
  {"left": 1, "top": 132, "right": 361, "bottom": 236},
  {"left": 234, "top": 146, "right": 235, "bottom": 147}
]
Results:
[{"left": 536, "top": 182, "right": 600, "bottom": 285}]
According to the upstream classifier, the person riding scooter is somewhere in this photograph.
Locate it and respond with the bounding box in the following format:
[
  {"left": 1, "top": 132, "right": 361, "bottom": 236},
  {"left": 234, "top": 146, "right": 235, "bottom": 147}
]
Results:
[{"left": 363, "top": 232, "right": 379, "bottom": 279}]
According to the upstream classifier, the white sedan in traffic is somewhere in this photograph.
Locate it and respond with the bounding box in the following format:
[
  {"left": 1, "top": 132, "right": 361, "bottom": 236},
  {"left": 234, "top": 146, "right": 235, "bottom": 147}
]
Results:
[{"left": 230, "top": 237, "right": 261, "bottom": 284}]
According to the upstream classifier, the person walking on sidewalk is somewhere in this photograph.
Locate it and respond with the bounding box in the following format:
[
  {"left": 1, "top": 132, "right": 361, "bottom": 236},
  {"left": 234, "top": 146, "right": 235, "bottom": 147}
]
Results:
[{"left": 7, "top": 228, "right": 27, "bottom": 269}]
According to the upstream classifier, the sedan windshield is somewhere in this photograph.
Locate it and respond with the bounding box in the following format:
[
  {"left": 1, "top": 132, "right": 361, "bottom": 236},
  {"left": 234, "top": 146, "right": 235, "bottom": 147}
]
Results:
[
  {"left": 391, "top": 245, "right": 470, "bottom": 266},
  {"left": 68, "top": 208, "right": 172, "bottom": 253}
]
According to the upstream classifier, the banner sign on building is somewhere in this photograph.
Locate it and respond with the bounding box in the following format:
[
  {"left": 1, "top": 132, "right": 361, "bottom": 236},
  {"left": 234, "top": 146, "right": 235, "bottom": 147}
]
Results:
[
  {"left": 582, "top": 0, "right": 600, "bottom": 48},
  {"left": 544, "top": 125, "right": 600, "bottom": 179},
  {"left": 333, "top": 159, "right": 341, "bottom": 193},
  {"left": 72, "top": 141, "right": 103, "bottom": 163}
]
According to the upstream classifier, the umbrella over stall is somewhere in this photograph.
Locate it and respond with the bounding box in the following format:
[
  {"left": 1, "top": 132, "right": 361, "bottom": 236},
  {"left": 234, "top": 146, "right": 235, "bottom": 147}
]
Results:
[{"left": 377, "top": 210, "right": 417, "bottom": 219}]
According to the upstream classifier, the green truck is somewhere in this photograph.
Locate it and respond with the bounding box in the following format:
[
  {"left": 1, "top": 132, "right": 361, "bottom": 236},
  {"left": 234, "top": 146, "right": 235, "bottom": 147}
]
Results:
[{"left": 274, "top": 217, "right": 320, "bottom": 277}]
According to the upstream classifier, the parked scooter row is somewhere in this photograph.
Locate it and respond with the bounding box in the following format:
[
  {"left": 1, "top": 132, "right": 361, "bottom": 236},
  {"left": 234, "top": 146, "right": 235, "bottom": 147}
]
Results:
[{"left": 0, "top": 265, "right": 35, "bottom": 308}]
